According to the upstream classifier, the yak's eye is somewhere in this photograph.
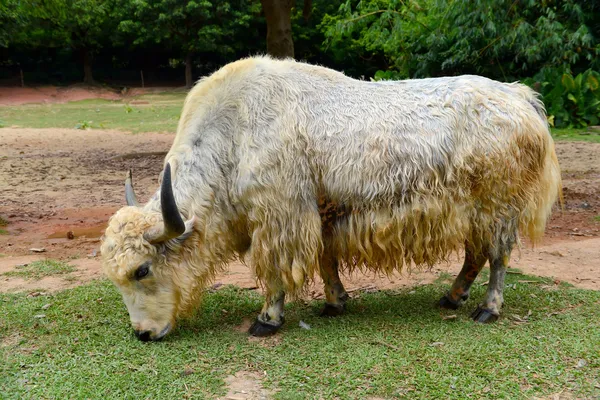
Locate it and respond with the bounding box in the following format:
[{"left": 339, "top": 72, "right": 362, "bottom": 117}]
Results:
[{"left": 135, "top": 263, "right": 150, "bottom": 280}]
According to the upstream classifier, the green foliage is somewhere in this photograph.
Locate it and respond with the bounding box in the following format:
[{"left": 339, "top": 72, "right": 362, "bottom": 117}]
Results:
[
  {"left": 525, "top": 69, "right": 600, "bottom": 128},
  {"left": 324, "top": 0, "right": 599, "bottom": 81},
  {"left": 324, "top": 0, "right": 599, "bottom": 126},
  {"left": 0, "top": 0, "right": 23, "bottom": 47},
  {"left": 74, "top": 120, "right": 93, "bottom": 130},
  {"left": 8, "top": 0, "right": 115, "bottom": 51},
  {"left": 3, "top": 259, "right": 76, "bottom": 280},
  {"left": 291, "top": 0, "right": 381, "bottom": 78},
  {"left": 116, "top": 0, "right": 262, "bottom": 57},
  {"left": 2, "top": 0, "right": 118, "bottom": 83}
]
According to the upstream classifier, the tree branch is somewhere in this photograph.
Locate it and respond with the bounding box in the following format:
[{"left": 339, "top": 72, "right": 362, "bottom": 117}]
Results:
[{"left": 340, "top": 9, "right": 431, "bottom": 32}]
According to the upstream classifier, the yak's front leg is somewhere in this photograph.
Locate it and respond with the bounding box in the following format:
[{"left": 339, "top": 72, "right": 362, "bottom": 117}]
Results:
[
  {"left": 319, "top": 252, "right": 349, "bottom": 317},
  {"left": 249, "top": 290, "right": 285, "bottom": 337}
]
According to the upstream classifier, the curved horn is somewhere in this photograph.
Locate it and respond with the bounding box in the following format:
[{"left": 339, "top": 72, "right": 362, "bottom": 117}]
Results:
[
  {"left": 160, "top": 162, "right": 186, "bottom": 238},
  {"left": 125, "top": 169, "right": 140, "bottom": 207}
]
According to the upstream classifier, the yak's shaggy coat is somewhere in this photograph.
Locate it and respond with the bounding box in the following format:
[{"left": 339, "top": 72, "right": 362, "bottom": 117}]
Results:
[{"left": 102, "top": 55, "right": 561, "bottom": 327}]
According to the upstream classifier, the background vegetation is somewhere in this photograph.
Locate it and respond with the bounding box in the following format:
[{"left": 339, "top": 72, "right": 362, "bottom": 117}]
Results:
[{"left": 1, "top": 0, "right": 599, "bottom": 126}]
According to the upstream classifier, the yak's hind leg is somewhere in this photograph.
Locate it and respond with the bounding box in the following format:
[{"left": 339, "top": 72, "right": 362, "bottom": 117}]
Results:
[
  {"left": 249, "top": 289, "right": 285, "bottom": 337},
  {"left": 319, "top": 250, "right": 349, "bottom": 317},
  {"left": 439, "top": 241, "right": 488, "bottom": 310},
  {"left": 470, "top": 218, "right": 517, "bottom": 323},
  {"left": 471, "top": 241, "right": 512, "bottom": 323}
]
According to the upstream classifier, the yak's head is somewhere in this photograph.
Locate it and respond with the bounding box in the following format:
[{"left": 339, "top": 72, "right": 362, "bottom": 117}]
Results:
[{"left": 101, "top": 163, "right": 196, "bottom": 342}]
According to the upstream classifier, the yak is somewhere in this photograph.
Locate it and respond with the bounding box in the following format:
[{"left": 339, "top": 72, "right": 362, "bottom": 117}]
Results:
[{"left": 101, "top": 56, "right": 562, "bottom": 341}]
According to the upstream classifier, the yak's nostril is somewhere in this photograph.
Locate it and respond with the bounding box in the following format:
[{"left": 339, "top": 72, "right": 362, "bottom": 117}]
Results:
[{"left": 134, "top": 330, "right": 152, "bottom": 342}]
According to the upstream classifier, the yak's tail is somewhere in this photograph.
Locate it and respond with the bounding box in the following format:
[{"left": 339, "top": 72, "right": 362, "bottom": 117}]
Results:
[{"left": 519, "top": 86, "right": 563, "bottom": 244}]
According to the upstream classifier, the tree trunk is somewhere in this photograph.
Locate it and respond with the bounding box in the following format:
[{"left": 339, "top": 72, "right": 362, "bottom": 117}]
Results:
[
  {"left": 185, "top": 53, "right": 193, "bottom": 88},
  {"left": 82, "top": 49, "right": 95, "bottom": 85},
  {"left": 260, "top": 0, "right": 294, "bottom": 59},
  {"left": 302, "top": 0, "right": 312, "bottom": 21}
]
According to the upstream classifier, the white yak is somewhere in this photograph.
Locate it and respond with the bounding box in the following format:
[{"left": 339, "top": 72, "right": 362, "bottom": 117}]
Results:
[{"left": 100, "top": 56, "right": 561, "bottom": 341}]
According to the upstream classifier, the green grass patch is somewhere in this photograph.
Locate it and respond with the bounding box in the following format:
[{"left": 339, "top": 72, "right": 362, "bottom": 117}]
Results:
[
  {"left": 3, "top": 259, "right": 76, "bottom": 280},
  {"left": 551, "top": 127, "right": 600, "bottom": 143},
  {"left": 1, "top": 273, "right": 599, "bottom": 399},
  {"left": 0, "top": 229, "right": 8, "bottom": 235},
  {"left": 593, "top": 215, "right": 600, "bottom": 222},
  {"left": 0, "top": 92, "right": 187, "bottom": 133},
  {"left": 3, "top": 93, "right": 600, "bottom": 141}
]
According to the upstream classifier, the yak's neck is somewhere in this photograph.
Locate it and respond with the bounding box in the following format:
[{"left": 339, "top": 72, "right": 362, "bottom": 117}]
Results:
[
  {"left": 144, "top": 146, "right": 228, "bottom": 217},
  {"left": 171, "top": 230, "right": 230, "bottom": 317}
]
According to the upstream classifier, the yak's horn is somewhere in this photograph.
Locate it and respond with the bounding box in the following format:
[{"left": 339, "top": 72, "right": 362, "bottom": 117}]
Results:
[
  {"left": 159, "top": 162, "right": 186, "bottom": 238},
  {"left": 125, "top": 169, "right": 140, "bottom": 207}
]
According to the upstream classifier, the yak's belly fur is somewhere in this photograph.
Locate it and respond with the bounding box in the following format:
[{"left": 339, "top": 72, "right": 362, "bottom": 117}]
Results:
[{"left": 317, "top": 195, "right": 469, "bottom": 273}]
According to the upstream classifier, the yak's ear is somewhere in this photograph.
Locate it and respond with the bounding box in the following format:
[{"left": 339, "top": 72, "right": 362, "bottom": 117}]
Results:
[
  {"left": 173, "top": 216, "right": 196, "bottom": 244},
  {"left": 144, "top": 215, "right": 196, "bottom": 246},
  {"left": 159, "top": 217, "right": 197, "bottom": 253}
]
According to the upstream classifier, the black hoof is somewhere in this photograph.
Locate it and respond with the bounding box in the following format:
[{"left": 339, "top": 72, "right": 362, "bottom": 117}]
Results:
[
  {"left": 471, "top": 306, "right": 499, "bottom": 323},
  {"left": 248, "top": 319, "right": 282, "bottom": 337},
  {"left": 438, "top": 295, "right": 461, "bottom": 310},
  {"left": 320, "top": 303, "right": 345, "bottom": 317}
]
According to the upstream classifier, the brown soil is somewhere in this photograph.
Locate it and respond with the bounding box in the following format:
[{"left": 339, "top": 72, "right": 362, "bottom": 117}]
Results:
[
  {"left": 222, "top": 370, "right": 274, "bottom": 400},
  {"left": 0, "top": 128, "right": 599, "bottom": 294},
  {"left": 0, "top": 85, "right": 180, "bottom": 106}
]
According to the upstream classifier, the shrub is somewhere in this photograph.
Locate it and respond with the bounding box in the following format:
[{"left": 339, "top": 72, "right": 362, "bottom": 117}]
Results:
[{"left": 525, "top": 69, "right": 600, "bottom": 128}]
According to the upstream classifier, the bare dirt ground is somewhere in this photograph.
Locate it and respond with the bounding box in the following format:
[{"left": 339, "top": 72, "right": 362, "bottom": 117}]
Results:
[
  {"left": 0, "top": 85, "right": 180, "bottom": 106},
  {"left": 0, "top": 128, "right": 599, "bottom": 295},
  {"left": 222, "top": 371, "right": 274, "bottom": 400}
]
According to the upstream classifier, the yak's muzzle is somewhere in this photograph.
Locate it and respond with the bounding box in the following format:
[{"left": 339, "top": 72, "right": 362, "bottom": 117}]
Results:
[{"left": 134, "top": 323, "right": 171, "bottom": 342}]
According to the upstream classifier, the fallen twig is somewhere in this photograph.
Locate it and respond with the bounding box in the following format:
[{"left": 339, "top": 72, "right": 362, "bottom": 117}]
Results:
[
  {"left": 370, "top": 339, "right": 401, "bottom": 351},
  {"left": 348, "top": 285, "right": 378, "bottom": 294}
]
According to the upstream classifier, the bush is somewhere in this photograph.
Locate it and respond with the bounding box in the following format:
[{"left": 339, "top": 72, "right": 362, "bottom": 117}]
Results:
[
  {"left": 525, "top": 69, "right": 600, "bottom": 128},
  {"left": 324, "top": 0, "right": 599, "bottom": 82}
]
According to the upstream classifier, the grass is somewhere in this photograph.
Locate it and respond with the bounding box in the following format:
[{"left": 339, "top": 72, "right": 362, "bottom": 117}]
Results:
[
  {"left": 1, "top": 272, "right": 599, "bottom": 399},
  {"left": 2, "top": 92, "right": 600, "bottom": 141},
  {"left": 551, "top": 127, "right": 600, "bottom": 143},
  {"left": 0, "top": 229, "right": 8, "bottom": 235},
  {"left": 3, "top": 259, "right": 76, "bottom": 280},
  {"left": 0, "top": 87, "right": 598, "bottom": 397},
  {"left": 593, "top": 215, "right": 600, "bottom": 222},
  {"left": 0, "top": 92, "right": 186, "bottom": 133}
]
